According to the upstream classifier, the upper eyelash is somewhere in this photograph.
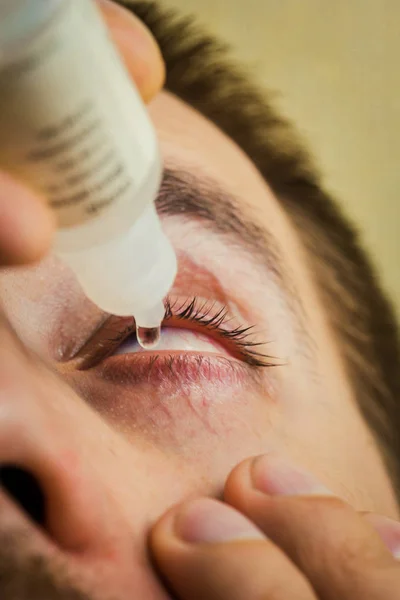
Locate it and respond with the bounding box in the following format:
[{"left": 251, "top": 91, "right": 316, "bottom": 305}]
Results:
[
  {"left": 163, "top": 297, "right": 277, "bottom": 368},
  {"left": 100, "top": 296, "right": 278, "bottom": 369}
]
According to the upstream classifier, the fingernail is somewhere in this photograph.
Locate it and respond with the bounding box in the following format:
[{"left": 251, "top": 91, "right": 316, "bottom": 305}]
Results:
[
  {"left": 252, "top": 455, "right": 333, "bottom": 496},
  {"left": 175, "top": 498, "right": 265, "bottom": 544},
  {"left": 364, "top": 514, "right": 400, "bottom": 559}
]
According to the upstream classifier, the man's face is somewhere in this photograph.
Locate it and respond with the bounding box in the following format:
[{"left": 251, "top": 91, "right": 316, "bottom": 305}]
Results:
[{"left": 0, "top": 91, "right": 398, "bottom": 598}]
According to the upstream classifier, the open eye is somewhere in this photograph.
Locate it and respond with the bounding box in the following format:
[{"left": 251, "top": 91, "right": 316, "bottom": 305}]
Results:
[
  {"left": 115, "top": 327, "right": 227, "bottom": 356},
  {"left": 74, "top": 296, "right": 276, "bottom": 371}
]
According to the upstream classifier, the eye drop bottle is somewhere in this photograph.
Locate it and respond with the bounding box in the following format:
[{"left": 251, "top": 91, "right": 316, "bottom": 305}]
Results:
[{"left": 0, "top": 0, "right": 177, "bottom": 336}]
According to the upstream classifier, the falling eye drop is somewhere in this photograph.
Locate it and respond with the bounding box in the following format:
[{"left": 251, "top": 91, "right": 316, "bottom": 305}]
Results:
[{"left": 0, "top": 0, "right": 177, "bottom": 344}]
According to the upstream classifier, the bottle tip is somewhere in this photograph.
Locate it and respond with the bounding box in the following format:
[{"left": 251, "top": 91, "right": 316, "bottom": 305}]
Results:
[{"left": 136, "top": 325, "right": 161, "bottom": 350}]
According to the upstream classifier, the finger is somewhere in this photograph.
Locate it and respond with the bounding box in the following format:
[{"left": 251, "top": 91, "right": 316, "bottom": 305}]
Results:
[
  {"left": 0, "top": 172, "right": 54, "bottom": 266},
  {"left": 96, "top": 0, "right": 165, "bottom": 102},
  {"left": 363, "top": 513, "right": 400, "bottom": 560},
  {"left": 225, "top": 455, "right": 400, "bottom": 600},
  {"left": 151, "top": 497, "right": 317, "bottom": 600},
  {"left": 0, "top": 3, "right": 164, "bottom": 267}
]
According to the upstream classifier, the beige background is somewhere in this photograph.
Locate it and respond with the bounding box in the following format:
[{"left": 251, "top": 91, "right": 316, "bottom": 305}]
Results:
[{"left": 162, "top": 0, "right": 400, "bottom": 313}]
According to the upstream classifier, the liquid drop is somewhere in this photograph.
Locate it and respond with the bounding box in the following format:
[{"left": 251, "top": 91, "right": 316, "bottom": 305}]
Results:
[{"left": 136, "top": 325, "right": 161, "bottom": 350}]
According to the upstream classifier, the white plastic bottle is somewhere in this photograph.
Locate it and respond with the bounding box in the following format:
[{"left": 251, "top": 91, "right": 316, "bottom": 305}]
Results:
[{"left": 0, "top": 0, "right": 177, "bottom": 343}]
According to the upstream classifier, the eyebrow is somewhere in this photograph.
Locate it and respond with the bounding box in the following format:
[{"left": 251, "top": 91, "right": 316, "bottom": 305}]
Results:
[
  {"left": 156, "top": 168, "right": 313, "bottom": 353},
  {"left": 157, "top": 168, "right": 284, "bottom": 276}
]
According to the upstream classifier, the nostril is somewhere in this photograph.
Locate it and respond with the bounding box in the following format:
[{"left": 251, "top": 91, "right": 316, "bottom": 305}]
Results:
[{"left": 0, "top": 465, "right": 46, "bottom": 527}]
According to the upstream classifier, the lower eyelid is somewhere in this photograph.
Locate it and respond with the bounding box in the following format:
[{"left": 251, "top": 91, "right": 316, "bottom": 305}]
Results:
[{"left": 96, "top": 352, "right": 253, "bottom": 388}]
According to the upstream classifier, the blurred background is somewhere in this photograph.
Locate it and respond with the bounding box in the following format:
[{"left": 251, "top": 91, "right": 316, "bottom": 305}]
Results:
[{"left": 162, "top": 0, "right": 400, "bottom": 313}]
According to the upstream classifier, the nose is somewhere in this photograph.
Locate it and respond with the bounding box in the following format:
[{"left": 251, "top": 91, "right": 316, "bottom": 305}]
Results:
[
  {"left": 0, "top": 324, "right": 177, "bottom": 599},
  {"left": 0, "top": 465, "right": 45, "bottom": 526},
  {"left": 0, "top": 386, "right": 111, "bottom": 554},
  {"left": 0, "top": 336, "right": 119, "bottom": 555}
]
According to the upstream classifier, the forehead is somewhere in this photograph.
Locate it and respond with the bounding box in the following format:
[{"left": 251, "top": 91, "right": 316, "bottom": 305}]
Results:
[{"left": 149, "top": 91, "right": 281, "bottom": 224}]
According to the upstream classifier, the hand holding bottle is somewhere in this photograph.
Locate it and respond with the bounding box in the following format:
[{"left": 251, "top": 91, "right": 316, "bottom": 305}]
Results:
[{"left": 0, "top": 0, "right": 165, "bottom": 268}]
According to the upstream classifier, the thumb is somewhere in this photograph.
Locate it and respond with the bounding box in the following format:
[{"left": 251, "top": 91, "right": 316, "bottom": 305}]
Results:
[
  {"left": 363, "top": 513, "right": 400, "bottom": 560},
  {"left": 151, "top": 498, "right": 315, "bottom": 600},
  {"left": 0, "top": 172, "right": 54, "bottom": 266}
]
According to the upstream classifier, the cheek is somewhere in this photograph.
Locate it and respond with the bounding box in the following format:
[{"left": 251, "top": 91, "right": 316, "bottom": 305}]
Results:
[
  {"left": 63, "top": 369, "right": 283, "bottom": 500},
  {"left": 75, "top": 375, "right": 277, "bottom": 454},
  {"left": 279, "top": 389, "right": 399, "bottom": 517}
]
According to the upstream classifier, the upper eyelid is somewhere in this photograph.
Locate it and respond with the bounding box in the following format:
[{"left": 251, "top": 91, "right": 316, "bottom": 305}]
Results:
[
  {"left": 163, "top": 297, "right": 278, "bottom": 368},
  {"left": 77, "top": 296, "right": 278, "bottom": 370},
  {"left": 115, "top": 296, "right": 260, "bottom": 350}
]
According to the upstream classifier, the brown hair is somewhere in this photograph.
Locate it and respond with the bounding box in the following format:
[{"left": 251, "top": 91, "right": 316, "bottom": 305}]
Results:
[{"left": 123, "top": 1, "right": 400, "bottom": 493}]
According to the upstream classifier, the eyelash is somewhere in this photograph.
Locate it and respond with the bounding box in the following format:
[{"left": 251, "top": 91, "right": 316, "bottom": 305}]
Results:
[
  {"left": 78, "top": 296, "right": 278, "bottom": 372},
  {"left": 162, "top": 296, "right": 276, "bottom": 368}
]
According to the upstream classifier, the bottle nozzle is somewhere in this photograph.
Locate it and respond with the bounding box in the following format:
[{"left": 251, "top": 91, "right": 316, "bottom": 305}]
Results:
[
  {"left": 136, "top": 325, "right": 161, "bottom": 350},
  {"left": 134, "top": 300, "right": 165, "bottom": 349},
  {"left": 59, "top": 205, "right": 177, "bottom": 329}
]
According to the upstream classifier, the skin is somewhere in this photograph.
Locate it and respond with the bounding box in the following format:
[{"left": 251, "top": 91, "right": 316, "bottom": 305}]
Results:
[{"left": 0, "top": 1, "right": 399, "bottom": 598}]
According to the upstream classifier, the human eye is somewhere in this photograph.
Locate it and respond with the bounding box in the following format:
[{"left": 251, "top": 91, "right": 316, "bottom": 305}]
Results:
[{"left": 73, "top": 296, "right": 277, "bottom": 382}]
